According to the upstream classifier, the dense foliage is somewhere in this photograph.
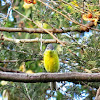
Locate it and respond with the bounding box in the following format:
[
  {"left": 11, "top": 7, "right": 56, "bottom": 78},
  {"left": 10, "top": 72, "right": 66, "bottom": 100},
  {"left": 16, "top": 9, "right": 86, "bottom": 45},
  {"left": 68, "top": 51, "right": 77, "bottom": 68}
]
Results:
[{"left": 0, "top": 0, "right": 100, "bottom": 99}]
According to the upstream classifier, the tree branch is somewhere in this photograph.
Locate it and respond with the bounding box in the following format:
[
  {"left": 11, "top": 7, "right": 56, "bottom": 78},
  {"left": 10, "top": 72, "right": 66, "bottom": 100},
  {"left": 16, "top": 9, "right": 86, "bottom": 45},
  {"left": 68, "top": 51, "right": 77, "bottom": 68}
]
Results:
[
  {"left": 0, "top": 27, "right": 77, "bottom": 33},
  {"left": 3, "top": 37, "right": 67, "bottom": 44},
  {"left": 0, "top": 60, "right": 19, "bottom": 63},
  {"left": 0, "top": 59, "right": 34, "bottom": 63},
  {"left": 13, "top": 9, "right": 65, "bottom": 46},
  {"left": 0, "top": 66, "right": 23, "bottom": 73},
  {"left": 0, "top": 27, "right": 79, "bottom": 33},
  {"left": 0, "top": 21, "right": 94, "bottom": 34},
  {"left": 0, "top": 72, "right": 100, "bottom": 83}
]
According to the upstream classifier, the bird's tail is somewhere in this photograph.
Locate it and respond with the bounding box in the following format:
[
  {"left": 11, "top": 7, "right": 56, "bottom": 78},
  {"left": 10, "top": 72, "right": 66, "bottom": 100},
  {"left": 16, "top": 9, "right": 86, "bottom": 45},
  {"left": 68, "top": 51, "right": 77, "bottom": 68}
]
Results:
[{"left": 50, "top": 82, "right": 56, "bottom": 90}]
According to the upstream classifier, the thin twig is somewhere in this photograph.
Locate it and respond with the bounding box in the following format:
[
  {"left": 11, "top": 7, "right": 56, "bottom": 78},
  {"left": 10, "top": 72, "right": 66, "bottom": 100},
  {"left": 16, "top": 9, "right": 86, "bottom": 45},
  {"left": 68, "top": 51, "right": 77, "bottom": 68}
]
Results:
[
  {"left": 0, "top": 66, "right": 24, "bottom": 73},
  {"left": 38, "top": 0, "right": 100, "bottom": 32},
  {"left": 0, "top": 59, "right": 35, "bottom": 63},
  {"left": 12, "top": 8, "right": 65, "bottom": 46},
  {"left": 24, "top": 83, "right": 32, "bottom": 100}
]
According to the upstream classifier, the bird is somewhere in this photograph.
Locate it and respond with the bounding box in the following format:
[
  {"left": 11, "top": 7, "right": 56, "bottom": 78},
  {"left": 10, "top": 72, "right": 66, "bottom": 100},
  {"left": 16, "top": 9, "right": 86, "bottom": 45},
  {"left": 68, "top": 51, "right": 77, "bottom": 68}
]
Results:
[{"left": 43, "top": 44, "right": 59, "bottom": 90}]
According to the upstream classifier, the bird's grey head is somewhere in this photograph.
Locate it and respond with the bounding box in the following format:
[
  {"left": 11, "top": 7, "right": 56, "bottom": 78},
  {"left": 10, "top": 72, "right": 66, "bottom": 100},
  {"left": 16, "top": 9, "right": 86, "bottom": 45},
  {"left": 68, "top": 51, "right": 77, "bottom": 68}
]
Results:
[{"left": 46, "top": 44, "right": 54, "bottom": 50}]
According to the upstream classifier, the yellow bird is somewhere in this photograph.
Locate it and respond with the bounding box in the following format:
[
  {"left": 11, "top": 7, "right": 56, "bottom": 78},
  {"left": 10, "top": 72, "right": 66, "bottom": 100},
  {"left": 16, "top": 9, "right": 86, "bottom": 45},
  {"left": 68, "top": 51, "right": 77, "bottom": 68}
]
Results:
[{"left": 44, "top": 44, "right": 59, "bottom": 90}]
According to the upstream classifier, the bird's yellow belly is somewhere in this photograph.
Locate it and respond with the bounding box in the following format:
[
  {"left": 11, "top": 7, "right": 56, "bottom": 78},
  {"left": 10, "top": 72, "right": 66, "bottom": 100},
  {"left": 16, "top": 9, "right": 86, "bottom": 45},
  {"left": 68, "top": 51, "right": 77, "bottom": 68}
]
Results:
[{"left": 44, "top": 50, "right": 59, "bottom": 73}]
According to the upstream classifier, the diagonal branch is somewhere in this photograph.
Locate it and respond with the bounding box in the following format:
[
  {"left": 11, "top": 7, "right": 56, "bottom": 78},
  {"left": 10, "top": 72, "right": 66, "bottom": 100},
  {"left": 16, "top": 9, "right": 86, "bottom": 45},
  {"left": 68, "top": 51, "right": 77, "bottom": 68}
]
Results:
[
  {"left": 38, "top": 0, "right": 100, "bottom": 32},
  {"left": 13, "top": 9, "right": 65, "bottom": 46},
  {"left": 0, "top": 72, "right": 100, "bottom": 83}
]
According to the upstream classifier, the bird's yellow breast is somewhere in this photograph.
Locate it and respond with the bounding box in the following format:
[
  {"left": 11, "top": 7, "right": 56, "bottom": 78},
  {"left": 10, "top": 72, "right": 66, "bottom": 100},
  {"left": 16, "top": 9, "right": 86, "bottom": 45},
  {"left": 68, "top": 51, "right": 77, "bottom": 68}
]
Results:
[{"left": 44, "top": 50, "right": 59, "bottom": 73}]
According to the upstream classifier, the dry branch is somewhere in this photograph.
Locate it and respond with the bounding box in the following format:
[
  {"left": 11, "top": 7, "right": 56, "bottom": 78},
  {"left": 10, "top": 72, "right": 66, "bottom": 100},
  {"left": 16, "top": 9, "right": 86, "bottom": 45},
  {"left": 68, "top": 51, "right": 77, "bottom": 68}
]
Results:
[
  {"left": 0, "top": 60, "right": 18, "bottom": 63},
  {"left": 0, "top": 27, "right": 80, "bottom": 33},
  {"left": 0, "top": 72, "right": 100, "bottom": 83},
  {"left": 0, "top": 21, "right": 94, "bottom": 34},
  {"left": 0, "top": 66, "right": 23, "bottom": 73},
  {"left": 0, "top": 59, "right": 34, "bottom": 63},
  {"left": 3, "top": 36, "right": 67, "bottom": 44}
]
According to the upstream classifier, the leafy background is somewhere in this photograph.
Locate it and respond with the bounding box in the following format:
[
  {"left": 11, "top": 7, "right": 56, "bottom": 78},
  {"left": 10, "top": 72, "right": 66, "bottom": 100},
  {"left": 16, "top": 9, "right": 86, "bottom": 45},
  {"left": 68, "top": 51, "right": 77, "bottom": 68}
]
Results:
[{"left": 0, "top": 0, "right": 100, "bottom": 99}]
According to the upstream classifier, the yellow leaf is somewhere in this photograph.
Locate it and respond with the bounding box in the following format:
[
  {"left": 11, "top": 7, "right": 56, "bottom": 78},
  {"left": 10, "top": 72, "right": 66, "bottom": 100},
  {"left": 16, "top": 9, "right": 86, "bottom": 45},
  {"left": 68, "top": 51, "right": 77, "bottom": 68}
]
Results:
[
  {"left": 43, "top": 23, "right": 50, "bottom": 29},
  {"left": 19, "top": 62, "right": 26, "bottom": 72},
  {"left": 82, "top": 13, "right": 99, "bottom": 26},
  {"left": 35, "top": 21, "right": 50, "bottom": 29},
  {"left": 1, "top": 81, "right": 8, "bottom": 85},
  {"left": 84, "top": 69, "right": 92, "bottom": 73},
  {"left": 70, "top": 1, "right": 79, "bottom": 7},
  {"left": 94, "top": 17, "right": 99, "bottom": 26},
  {"left": 23, "top": 2, "right": 33, "bottom": 9},
  {"left": 82, "top": 13, "right": 93, "bottom": 21},
  {"left": 95, "top": 11, "right": 100, "bottom": 16},
  {"left": 26, "top": 70, "right": 33, "bottom": 73}
]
